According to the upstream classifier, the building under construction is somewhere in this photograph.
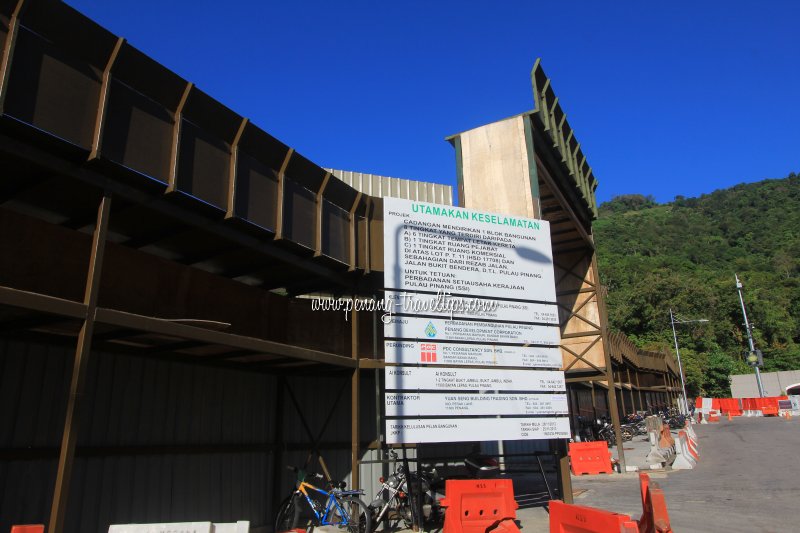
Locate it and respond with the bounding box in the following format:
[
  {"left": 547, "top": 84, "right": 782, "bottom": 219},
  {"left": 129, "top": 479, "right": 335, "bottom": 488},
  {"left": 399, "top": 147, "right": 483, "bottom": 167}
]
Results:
[{"left": 0, "top": 2, "right": 682, "bottom": 532}]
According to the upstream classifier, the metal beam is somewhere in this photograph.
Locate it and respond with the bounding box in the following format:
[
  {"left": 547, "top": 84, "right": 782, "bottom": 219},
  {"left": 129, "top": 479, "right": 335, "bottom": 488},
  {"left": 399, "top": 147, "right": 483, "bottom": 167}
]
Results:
[
  {"left": 166, "top": 82, "right": 194, "bottom": 193},
  {"left": 350, "top": 299, "right": 360, "bottom": 493},
  {"left": 0, "top": 0, "right": 26, "bottom": 112},
  {"left": 314, "top": 172, "right": 331, "bottom": 257},
  {"left": 89, "top": 37, "right": 125, "bottom": 160},
  {"left": 274, "top": 148, "right": 294, "bottom": 240},
  {"left": 592, "top": 253, "right": 625, "bottom": 471},
  {"left": 0, "top": 286, "right": 87, "bottom": 319},
  {"left": 49, "top": 192, "right": 112, "bottom": 533},
  {"left": 225, "top": 117, "right": 249, "bottom": 218},
  {"left": 0, "top": 133, "right": 356, "bottom": 289},
  {"left": 93, "top": 307, "right": 357, "bottom": 368}
]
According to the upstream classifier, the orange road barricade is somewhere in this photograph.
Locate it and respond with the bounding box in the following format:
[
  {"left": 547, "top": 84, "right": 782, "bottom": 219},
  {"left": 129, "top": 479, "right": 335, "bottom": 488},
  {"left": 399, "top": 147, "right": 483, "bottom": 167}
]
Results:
[
  {"left": 548, "top": 500, "right": 638, "bottom": 533},
  {"left": 658, "top": 424, "right": 674, "bottom": 449},
  {"left": 761, "top": 405, "right": 778, "bottom": 416},
  {"left": 548, "top": 473, "right": 672, "bottom": 533},
  {"left": 440, "top": 479, "right": 520, "bottom": 533},
  {"left": 568, "top": 441, "right": 613, "bottom": 475},
  {"left": 10, "top": 527, "right": 45, "bottom": 533},
  {"left": 638, "top": 473, "right": 673, "bottom": 533}
]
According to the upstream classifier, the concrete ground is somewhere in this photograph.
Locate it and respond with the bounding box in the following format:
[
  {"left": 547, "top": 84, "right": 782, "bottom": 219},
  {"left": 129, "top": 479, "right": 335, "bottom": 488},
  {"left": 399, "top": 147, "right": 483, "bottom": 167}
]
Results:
[
  {"left": 396, "top": 416, "right": 799, "bottom": 533},
  {"left": 569, "top": 416, "right": 800, "bottom": 533}
]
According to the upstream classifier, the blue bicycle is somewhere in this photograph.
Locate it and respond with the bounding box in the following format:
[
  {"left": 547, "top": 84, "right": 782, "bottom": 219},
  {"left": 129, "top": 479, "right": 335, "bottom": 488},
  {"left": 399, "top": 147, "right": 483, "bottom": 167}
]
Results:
[{"left": 275, "top": 466, "right": 371, "bottom": 533}]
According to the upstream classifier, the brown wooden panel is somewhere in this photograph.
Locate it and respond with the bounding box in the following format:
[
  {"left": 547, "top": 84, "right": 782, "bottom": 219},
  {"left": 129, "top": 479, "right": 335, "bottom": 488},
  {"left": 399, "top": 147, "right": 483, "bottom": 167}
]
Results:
[
  {"left": 369, "top": 197, "right": 384, "bottom": 272},
  {"left": 232, "top": 151, "right": 278, "bottom": 232},
  {"left": 4, "top": 27, "right": 101, "bottom": 149},
  {"left": 102, "top": 79, "right": 173, "bottom": 183},
  {"left": 282, "top": 178, "right": 315, "bottom": 249},
  {"left": 176, "top": 119, "right": 230, "bottom": 211},
  {"left": 321, "top": 200, "right": 349, "bottom": 264}
]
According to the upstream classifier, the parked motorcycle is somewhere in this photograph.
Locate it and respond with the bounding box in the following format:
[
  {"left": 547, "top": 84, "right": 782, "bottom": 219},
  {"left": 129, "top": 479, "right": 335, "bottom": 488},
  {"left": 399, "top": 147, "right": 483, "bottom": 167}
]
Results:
[
  {"left": 596, "top": 419, "right": 616, "bottom": 447},
  {"left": 464, "top": 452, "right": 500, "bottom": 479},
  {"left": 368, "top": 451, "right": 437, "bottom": 529}
]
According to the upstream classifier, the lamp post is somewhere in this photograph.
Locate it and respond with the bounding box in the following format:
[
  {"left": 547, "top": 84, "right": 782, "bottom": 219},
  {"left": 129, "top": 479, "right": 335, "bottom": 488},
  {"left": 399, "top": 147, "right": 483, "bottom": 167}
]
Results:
[
  {"left": 735, "top": 274, "right": 765, "bottom": 397},
  {"left": 669, "top": 309, "right": 708, "bottom": 415}
]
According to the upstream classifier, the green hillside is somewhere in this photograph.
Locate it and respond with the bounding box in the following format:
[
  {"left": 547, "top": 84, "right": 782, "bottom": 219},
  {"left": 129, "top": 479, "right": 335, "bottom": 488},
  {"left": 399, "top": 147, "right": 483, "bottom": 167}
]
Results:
[{"left": 594, "top": 172, "right": 800, "bottom": 397}]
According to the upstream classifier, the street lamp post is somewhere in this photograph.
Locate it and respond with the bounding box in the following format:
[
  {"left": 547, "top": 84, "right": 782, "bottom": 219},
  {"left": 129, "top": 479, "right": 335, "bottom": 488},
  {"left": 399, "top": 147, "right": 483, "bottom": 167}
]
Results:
[
  {"left": 669, "top": 309, "right": 708, "bottom": 415},
  {"left": 735, "top": 274, "right": 765, "bottom": 397}
]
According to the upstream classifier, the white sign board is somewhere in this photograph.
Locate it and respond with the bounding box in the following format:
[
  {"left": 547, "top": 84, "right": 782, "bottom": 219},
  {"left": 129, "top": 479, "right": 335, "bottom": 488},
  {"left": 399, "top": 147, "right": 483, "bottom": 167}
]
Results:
[
  {"left": 789, "top": 396, "right": 800, "bottom": 411},
  {"left": 385, "top": 392, "right": 568, "bottom": 417},
  {"left": 386, "top": 417, "right": 571, "bottom": 444},
  {"left": 382, "top": 198, "right": 566, "bottom": 444},
  {"left": 384, "top": 316, "right": 560, "bottom": 345},
  {"left": 384, "top": 340, "right": 562, "bottom": 368},
  {"left": 383, "top": 198, "right": 557, "bottom": 302},
  {"left": 384, "top": 291, "right": 559, "bottom": 323},
  {"left": 385, "top": 366, "right": 565, "bottom": 392}
]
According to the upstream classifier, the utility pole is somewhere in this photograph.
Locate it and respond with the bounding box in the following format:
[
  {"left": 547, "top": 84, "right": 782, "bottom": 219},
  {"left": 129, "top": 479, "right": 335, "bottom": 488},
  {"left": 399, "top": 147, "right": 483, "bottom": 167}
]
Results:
[
  {"left": 670, "top": 310, "right": 708, "bottom": 415},
  {"left": 670, "top": 309, "right": 689, "bottom": 415},
  {"left": 735, "top": 274, "right": 765, "bottom": 397}
]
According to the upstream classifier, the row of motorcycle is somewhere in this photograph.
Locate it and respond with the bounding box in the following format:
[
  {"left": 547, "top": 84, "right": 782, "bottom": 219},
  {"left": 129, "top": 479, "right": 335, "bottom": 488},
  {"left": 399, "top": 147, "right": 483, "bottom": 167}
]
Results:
[{"left": 576, "top": 409, "right": 689, "bottom": 447}]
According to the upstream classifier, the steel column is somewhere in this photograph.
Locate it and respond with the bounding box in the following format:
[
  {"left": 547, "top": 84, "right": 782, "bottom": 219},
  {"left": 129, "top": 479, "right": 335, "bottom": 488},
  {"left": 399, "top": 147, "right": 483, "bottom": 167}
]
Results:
[
  {"left": 617, "top": 369, "right": 627, "bottom": 416},
  {"left": 627, "top": 367, "right": 638, "bottom": 411},
  {"left": 0, "top": 0, "right": 26, "bottom": 112},
  {"left": 592, "top": 254, "right": 625, "bottom": 470},
  {"left": 350, "top": 302, "right": 360, "bottom": 491},
  {"left": 554, "top": 438, "right": 573, "bottom": 504},
  {"left": 49, "top": 192, "right": 112, "bottom": 533}
]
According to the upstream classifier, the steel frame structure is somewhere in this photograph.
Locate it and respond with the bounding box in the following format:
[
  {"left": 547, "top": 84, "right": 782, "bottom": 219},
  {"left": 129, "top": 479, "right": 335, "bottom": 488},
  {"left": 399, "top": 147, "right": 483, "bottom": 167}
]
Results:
[{"left": 0, "top": 2, "right": 680, "bottom": 531}]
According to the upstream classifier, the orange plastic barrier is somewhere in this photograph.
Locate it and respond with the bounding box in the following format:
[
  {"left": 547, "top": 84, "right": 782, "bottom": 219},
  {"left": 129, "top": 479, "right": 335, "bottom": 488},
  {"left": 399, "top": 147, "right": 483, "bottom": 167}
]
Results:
[
  {"left": 742, "top": 396, "right": 788, "bottom": 413},
  {"left": 761, "top": 406, "right": 778, "bottom": 416},
  {"left": 718, "top": 398, "right": 742, "bottom": 413},
  {"left": 658, "top": 424, "right": 675, "bottom": 448},
  {"left": 440, "top": 479, "right": 519, "bottom": 533},
  {"left": 548, "top": 500, "right": 638, "bottom": 533},
  {"left": 568, "top": 441, "right": 613, "bottom": 475},
  {"left": 10, "top": 527, "right": 45, "bottom": 533},
  {"left": 638, "top": 473, "right": 673, "bottom": 533}
]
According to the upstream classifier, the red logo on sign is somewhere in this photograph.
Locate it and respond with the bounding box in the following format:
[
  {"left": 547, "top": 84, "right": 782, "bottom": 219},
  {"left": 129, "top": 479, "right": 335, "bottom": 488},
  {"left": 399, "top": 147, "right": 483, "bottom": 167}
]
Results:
[{"left": 420, "top": 343, "right": 437, "bottom": 362}]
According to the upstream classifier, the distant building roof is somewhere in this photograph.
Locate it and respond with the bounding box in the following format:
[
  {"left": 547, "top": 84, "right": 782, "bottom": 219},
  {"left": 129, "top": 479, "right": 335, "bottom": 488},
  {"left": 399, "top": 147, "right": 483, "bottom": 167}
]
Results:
[{"left": 326, "top": 169, "right": 453, "bottom": 206}]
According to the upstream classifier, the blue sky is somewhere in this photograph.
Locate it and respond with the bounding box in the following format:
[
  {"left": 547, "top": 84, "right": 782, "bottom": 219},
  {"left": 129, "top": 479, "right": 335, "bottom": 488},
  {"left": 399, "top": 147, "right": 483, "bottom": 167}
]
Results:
[{"left": 67, "top": 1, "right": 799, "bottom": 206}]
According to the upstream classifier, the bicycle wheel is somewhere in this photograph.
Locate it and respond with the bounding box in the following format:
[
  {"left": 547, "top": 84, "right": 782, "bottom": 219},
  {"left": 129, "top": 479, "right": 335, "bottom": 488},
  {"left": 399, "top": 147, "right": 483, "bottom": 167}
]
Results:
[
  {"left": 275, "top": 494, "right": 305, "bottom": 532},
  {"left": 330, "top": 496, "right": 371, "bottom": 533}
]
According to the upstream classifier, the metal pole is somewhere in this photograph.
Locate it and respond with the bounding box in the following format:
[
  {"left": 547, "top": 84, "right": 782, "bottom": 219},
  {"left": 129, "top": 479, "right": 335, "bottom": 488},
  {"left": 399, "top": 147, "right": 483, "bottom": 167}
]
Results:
[
  {"left": 50, "top": 192, "right": 111, "bottom": 533},
  {"left": 590, "top": 253, "right": 626, "bottom": 470},
  {"left": 669, "top": 309, "right": 690, "bottom": 415},
  {"left": 350, "top": 298, "right": 360, "bottom": 492},
  {"left": 735, "top": 274, "right": 765, "bottom": 397}
]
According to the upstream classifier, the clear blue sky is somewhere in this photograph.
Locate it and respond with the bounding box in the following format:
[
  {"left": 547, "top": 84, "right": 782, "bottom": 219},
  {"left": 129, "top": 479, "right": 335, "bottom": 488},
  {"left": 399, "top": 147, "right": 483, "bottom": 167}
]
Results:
[{"left": 67, "top": 0, "right": 799, "bottom": 206}]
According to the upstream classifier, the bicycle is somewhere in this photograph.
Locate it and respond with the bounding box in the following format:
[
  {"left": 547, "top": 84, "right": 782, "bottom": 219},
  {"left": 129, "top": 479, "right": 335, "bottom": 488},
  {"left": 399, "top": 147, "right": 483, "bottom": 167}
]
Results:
[{"left": 275, "top": 466, "right": 371, "bottom": 533}]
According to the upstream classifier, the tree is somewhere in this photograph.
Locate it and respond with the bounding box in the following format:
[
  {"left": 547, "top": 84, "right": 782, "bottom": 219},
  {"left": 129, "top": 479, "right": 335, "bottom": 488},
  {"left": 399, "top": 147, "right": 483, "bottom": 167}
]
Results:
[
  {"left": 703, "top": 351, "right": 735, "bottom": 397},
  {"left": 595, "top": 172, "right": 800, "bottom": 378}
]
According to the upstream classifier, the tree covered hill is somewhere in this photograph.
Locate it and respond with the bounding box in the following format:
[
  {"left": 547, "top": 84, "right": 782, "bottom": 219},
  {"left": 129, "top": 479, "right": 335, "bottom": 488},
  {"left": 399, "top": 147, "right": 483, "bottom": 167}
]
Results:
[{"left": 594, "top": 173, "right": 800, "bottom": 397}]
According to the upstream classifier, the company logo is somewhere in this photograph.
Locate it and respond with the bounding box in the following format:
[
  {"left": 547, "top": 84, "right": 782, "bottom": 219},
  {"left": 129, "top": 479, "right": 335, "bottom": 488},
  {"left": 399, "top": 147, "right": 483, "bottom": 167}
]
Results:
[
  {"left": 420, "top": 343, "right": 437, "bottom": 363},
  {"left": 424, "top": 321, "right": 437, "bottom": 338}
]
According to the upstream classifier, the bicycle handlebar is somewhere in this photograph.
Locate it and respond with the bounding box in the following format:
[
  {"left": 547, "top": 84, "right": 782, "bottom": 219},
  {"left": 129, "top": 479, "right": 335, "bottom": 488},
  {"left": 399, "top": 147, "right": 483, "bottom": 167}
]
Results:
[{"left": 286, "top": 465, "right": 324, "bottom": 480}]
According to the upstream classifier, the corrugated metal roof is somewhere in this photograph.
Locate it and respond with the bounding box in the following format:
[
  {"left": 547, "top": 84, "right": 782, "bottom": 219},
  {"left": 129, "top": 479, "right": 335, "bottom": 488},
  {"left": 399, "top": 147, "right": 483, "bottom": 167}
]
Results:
[{"left": 326, "top": 169, "right": 454, "bottom": 206}]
